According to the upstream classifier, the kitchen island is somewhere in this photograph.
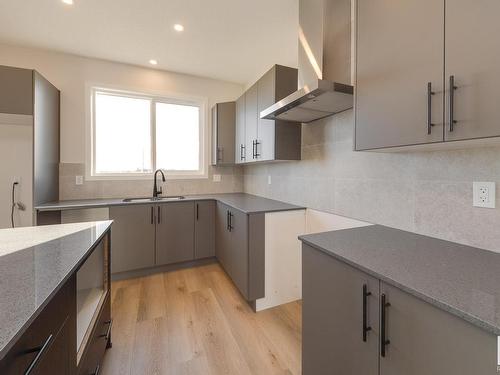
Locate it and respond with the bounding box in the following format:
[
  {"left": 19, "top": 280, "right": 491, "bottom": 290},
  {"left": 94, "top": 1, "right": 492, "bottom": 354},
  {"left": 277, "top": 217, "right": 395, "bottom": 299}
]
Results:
[{"left": 0, "top": 221, "right": 112, "bottom": 375}]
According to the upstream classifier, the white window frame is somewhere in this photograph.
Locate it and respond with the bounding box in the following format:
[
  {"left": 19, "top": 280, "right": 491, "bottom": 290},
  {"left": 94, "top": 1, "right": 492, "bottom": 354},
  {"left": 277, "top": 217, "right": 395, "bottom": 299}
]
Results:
[{"left": 86, "top": 85, "right": 208, "bottom": 180}]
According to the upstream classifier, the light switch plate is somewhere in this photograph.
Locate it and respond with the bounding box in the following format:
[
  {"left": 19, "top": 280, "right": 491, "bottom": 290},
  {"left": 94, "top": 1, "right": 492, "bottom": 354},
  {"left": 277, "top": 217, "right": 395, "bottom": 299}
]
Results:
[
  {"left": 213, "top": 174, "right": 221, "bottom": 182},
  {"left": 75, "top": 175, "right": 84, "bottom": 185},
  {"left": 473, "top": 181, "right": 495, "bottom": 208}
]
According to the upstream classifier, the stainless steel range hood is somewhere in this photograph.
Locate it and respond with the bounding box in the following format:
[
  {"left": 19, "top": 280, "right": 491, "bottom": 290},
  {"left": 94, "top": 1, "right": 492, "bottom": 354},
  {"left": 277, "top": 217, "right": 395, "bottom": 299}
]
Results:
[{"left": 261, "top": 0, "right": 353, "bottom": 124}]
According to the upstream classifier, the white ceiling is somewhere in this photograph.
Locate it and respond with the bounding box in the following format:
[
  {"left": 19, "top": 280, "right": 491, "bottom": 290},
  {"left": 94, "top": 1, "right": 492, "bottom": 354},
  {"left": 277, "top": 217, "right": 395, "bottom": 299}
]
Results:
[{"left": 0, "top": 0, "right": 299, "bottom": 86}]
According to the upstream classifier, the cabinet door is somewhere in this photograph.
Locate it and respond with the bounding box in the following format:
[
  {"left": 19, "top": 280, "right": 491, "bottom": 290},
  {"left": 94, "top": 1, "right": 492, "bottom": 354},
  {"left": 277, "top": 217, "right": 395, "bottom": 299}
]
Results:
[
  {"left": 0, "top": 65, "right": 33, "bottom": 115},
  {"left": 380, "top": 282, "right": 498, "bottom": 375},
  {"left": 235, "top": 94, "right": 247, "bottom": 164},
  {"left": 156, "top": 202, "right": 195, "bottom": 265},
  {"left": 244, "top": 83, "right": 258, "bottom": 162},
  {"left": 215, "top": 202, "right": 231, "bottom": 272},
  {"left": 302, "top": 244, "right": 379, "bottom": 375},
  {"left": 213, "top": 102, "right": 235, "bottom": 165},
  {"left": 109, "top": 205, "right": 156, "bottom": 273},
  {"left": 355, "top": 0, "right": 445, "bottom": 150},
  {"left": 445, "top": 0, "right": 500, "bottom": 141},
  {"left": 194, "top": 201, "right": 215, "bottom": 259},
  {"left": 228, "top": 209, "right": 249, "bottom": 299},
  {"left": 257, "top": 67, "right": 276, "bottom": 161}
]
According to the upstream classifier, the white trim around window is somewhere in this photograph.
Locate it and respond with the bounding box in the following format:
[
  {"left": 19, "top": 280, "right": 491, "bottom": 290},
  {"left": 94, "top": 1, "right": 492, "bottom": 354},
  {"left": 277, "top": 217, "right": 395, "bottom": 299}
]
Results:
[{"left": 85, "top": 84, "right": 209, "bottom": 180}]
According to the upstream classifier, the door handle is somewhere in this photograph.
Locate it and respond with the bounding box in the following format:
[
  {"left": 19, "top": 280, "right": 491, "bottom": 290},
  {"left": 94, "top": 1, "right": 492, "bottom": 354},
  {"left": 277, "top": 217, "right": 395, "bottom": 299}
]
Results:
[
  {"left": 196, "top": 203, "right": 199, "bottom": 221},
  {"left": 229, "top": 212, "right": 233, "bottom": 231},
  {"left": 217, "top": 147, "right": 223, "bottom": 162},
  {"left": 150, "top": 206, "right": 154, "bottom": 224},
  {"left": 23, "top": 334, "right": 54, "bottom": 375},
  {"left": 99, "top": 319, "right": 113, "bottom": 342},
  {"left": 252, "top": 140, "right": 256, "bottom": 159},
  {"left": 427, "top": 82, "right": 435, "bottom": 135},
  {"left": 255, "top": 140, "right": 261, "bottom": 158},
  {"left": 449, "top": 75, "right": 458, "bottom": 132},
  {"left": 226, "top": 210, "right": 230, "bottom": 231},
  {"left": 380, "top": 293, "right": 391, "bottom": 357},
  {"left": 362, "top": 284, "right": 372, "bottom": 342},
  {"left": 240, "top": 144, "right": 246, "bottom": 161}
]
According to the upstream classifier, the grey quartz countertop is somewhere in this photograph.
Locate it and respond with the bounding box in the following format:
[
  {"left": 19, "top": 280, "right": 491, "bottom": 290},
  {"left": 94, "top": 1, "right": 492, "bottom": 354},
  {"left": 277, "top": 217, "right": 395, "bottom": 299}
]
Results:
[
  {"left": 35, "top": 193, "right": 305, "bottom": 215},
  {"left": 299, "top": 225, "right": 500, "bottom": 335},
  {"left": 0, "top": 221, "right": 112, "bottom": 360}
]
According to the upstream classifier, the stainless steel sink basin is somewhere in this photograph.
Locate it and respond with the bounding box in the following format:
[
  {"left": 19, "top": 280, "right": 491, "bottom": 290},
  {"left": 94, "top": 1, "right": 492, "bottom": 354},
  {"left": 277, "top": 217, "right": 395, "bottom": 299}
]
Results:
[{"left": 122, "top": 196, "right": 185, "bottom": 203}]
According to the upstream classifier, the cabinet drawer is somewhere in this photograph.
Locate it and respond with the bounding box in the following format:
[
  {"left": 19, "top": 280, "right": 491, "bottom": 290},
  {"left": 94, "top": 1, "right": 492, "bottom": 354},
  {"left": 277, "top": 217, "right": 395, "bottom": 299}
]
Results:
[
  {"left": 0, "top": 276, "right": 75, "bottom": 375},
  {"left": 77, "top": 293, "right": 111, "bottom": 375}
]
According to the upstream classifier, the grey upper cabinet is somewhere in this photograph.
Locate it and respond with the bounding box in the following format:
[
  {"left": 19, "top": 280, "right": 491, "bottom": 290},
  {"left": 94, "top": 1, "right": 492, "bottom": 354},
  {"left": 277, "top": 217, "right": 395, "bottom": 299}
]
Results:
[
  {"left": 237, "top": 64, "right": 300, "bottom": 163},
  {"left": 211, "top": 102, "right": 235, "bottom": 165},
  {"left": 245, "top": 83, "right": 259, "bottom": 161},
  {"left": 355, "top": 0, "right": 445, "bottom": 150},
  {"left": 380, "top": 282, "right": 497, "bottom": 375},
  {"left": 235, "top": 94, "right": 247, "bottom": 164},
  {"left": 444, "top": 0, "right": 500, "bottom": 142},
  {"left": 156, "top": 201, "right": 195, "bottom": 265},
  {"left": 109, "top": 205, "right": 156, "bottom": 273},
  {"left": 302, "top": 244, "right": 379, "bottom": 375},
  {"left": 194, "top": 200, "right": 215, "bottom": 259},
  {"left": 0, "top": 65, "right": 33, "bottom": 115}
]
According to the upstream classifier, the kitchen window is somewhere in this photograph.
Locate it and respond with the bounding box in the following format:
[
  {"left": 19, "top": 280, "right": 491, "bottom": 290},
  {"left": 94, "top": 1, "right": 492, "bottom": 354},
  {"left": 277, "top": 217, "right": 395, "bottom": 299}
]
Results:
[{"left": 88, "top": 87, "right": 206, "bottom": 179}]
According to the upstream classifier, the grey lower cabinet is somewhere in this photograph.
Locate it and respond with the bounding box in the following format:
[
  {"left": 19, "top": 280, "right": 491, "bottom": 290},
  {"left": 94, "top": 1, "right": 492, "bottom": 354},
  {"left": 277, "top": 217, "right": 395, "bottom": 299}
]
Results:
[
  {"left": 110, "top": 200, "right": 214, "bottom": 274},
  {"left": 194, "top": 201, "right": 215, "bottom": 259},
  {"left": 156, "top": 201, "right": 195, "bottom": 265},
  {"left": 109, "top": 204, "right": 156, "bottom": 273},
  {"left": 303, "top": 244, "right": 498, "bottom": 375},
  {"left": 302, "top": 244, "right": 379, "bottom": 375},
  {"left": 211, "top": 102, "right": 235, "bottom": 165},
  {"left": 215, "top": 202, "right": 264, "bottom": 302}
]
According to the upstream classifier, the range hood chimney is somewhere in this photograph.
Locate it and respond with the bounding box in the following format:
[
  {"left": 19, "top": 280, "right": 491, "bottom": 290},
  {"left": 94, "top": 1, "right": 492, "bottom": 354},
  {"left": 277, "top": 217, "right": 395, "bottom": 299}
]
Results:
[{"left": 260, "top": 0, "right": 353, "bottom": 123}]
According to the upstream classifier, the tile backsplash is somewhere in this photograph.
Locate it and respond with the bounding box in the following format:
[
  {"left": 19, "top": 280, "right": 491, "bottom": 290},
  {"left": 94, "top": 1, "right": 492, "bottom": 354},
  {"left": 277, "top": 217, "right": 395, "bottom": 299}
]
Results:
[
  {"left": 243, "top": 110, "right": 500, "bottom": 253},
  {"left": 60, "top": 163, "right": 243, "bottom": 200}
]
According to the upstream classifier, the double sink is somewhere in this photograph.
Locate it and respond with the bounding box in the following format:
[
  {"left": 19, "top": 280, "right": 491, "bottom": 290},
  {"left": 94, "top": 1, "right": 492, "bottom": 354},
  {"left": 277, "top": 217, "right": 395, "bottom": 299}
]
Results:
[{"left": 122, "top": 196, "right": 185, "bottom": 203}]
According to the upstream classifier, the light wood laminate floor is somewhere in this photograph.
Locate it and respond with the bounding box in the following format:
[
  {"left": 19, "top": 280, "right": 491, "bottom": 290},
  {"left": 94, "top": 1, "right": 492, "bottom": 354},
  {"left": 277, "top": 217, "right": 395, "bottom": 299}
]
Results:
[{"left": 101, "top": 263, "right": 302, "bottom": 375}]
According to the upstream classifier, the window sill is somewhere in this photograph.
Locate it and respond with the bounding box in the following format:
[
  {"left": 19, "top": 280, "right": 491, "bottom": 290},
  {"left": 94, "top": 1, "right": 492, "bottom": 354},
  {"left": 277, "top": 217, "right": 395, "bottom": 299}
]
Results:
[{"left": 85, "top": 173, "right": 209, "bottom": 181}]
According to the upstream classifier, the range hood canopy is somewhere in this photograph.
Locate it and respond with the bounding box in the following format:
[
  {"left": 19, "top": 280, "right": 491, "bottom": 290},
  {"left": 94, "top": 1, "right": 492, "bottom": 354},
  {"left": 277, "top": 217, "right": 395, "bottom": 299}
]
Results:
[
  {"left": 260, "top": 79, "right": 353, "bottom": 123},
  {"left": 261, "top": 0, "right": 353, "bottom": 124}
]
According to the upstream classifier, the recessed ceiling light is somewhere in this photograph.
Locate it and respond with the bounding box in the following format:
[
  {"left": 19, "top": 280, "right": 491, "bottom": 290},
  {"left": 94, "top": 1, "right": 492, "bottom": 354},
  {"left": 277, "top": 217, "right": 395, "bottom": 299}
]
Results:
[
  {"left": 62, "top": 0, "right": 74, "bottom": 5},
  {"left": 149, "top": 59, "right": 158, "bottom": 65},
  {"left": 173, "top": 24, "right": 184, "bottom": 32}
]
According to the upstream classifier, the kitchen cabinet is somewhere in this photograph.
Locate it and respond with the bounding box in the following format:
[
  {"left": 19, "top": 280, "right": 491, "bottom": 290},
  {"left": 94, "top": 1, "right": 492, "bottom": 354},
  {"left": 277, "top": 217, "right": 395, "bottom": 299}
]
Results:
[
  {"left": 245, "top": 83, "right": 259, "bottom": 161},
  {"left": 156, "top": 201, "right": 195, "bottom": 265},
  {"left": 194, "top": 201, "right": 215, "bottom": 259},
  {"left": 379, "top": 282, "right": 497, "bottom": 375},
  {"left": 237, "top": 65, "right": 300, "bottom": 163},
  {"left": 444, "top": 0, "right": 500, "bottom": 142},
  {"left": 356, "top": 0, "right": 500, "bottom": 150},
  {"left": 302, "top": 244, "right": 379, "bottom": 375},
  {"left": 302, "top": 243, "right": 498, "bottom": 375},
  {"left": 0, "top": 276, "right": 75, "bottom": 375},
  {"left": 215, "top": 202, "right": 265, "bottom": 302},
  {"left": 257, "top": 65, "right": 301, "bottom": 161},
  {"left": 211, "top": 102, "right": 235, "bottom": 165},
  {"left": 235, "top": 94, "right": 247, "bottom": 164},
  {"left": 355, "top": 0, "right": 445, "bottom": 150},
  {"left": 109, "top": 204, "right": 156, "bottom": 273}
]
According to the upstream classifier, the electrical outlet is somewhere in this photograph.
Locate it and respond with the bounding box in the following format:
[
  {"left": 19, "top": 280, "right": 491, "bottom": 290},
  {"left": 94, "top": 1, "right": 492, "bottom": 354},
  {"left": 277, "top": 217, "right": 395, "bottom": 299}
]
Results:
[
  {"left": 213, "top": 174, "right": 221, "bottom": 182},
  {"left": 75, "top": 175, "right": 84, "bottom": 185},
  {"left": 268, "top": 175, "right": 272, "bottom": 185},
  {"left": 473, "top": 182, "right": 496, "bottom": 208}
]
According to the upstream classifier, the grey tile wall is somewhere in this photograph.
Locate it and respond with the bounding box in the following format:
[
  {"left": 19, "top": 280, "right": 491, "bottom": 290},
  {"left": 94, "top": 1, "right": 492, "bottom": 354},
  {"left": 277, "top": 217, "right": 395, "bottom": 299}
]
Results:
[
  {"left": 243, "top": 110, "right": 500, "bottom": 253},
  {"left": 59, "top": 163, "right": 243, "bottom": 200}
]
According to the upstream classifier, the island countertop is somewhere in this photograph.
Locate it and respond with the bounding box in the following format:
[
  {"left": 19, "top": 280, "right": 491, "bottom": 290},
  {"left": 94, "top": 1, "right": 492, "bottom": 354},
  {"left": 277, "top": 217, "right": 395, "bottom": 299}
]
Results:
[
  {"left": 35, "top": 193, "right": 305, "bottom": 215},
  {"left": 299, "top": 225, "right": 500, "bottom": 335},
  {"left": 0, "top": 221, "right": 112, "bottom": 360}
]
